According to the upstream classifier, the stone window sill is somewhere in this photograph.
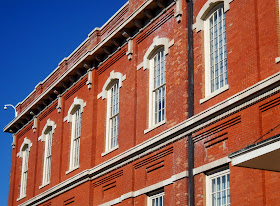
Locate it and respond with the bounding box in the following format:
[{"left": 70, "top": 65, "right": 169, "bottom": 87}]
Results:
[
  {"left": 102, "top": 146, "right": 119, "bottom": 157},
  {"left": 200, "top": 84, "right": 229, "bottom": 104},
  {"left": 144, "top": 120, "right": 166, "bottom": 134}
]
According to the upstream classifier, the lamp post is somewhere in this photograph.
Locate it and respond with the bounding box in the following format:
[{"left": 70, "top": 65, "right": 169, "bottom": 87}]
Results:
[{"left": 4, "top": 104, "right": 17, "bottom": 117}]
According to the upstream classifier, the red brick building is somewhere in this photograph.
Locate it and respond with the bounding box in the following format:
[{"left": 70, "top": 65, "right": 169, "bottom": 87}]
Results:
[{"left": 4, "top": 0, "right": 280, "bottom": 205}]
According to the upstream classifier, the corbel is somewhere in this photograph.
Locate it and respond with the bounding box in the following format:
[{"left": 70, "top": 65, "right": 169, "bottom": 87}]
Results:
[
  {"left": 144, "top": 10, "right": 154, "bottom": 19},
  {"left": 156, "top": 0, "right": 166, "bottom": 9},
  {"left": 57, "top": 95, "right": 62, "bottom": 113},
  {"left": 126, "top": 38, "right": 133, "bottom": 60},
  {"left": 86, "top": 69, "right": 93, "bottom": 89},
  {"left": 112, "top": 38, "right": 121, "bottom": 47},
  {"left": 175, "top": 0, "right": 183, "bottom": 23},
  {"left": 32, "top": 117, "right": 37, "bottom": 133},
  {"left": 95, "top": 55, "right": 103, "bottom": 62},
  {"left": 133, "top": 19, "right": 143, "bottom": 29},
  {"left": 103, "top": 46, "right": 112, "bottom": 55},
  {"left": 12, "top": 134, "right": 16, "bottom": 149}
]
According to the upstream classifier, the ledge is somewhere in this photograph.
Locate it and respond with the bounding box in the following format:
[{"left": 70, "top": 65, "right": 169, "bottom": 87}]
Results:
[
  {"left": 101, "top": 146, "right": 119, "bottom": 157},
  {"left": 66, "top": 166, "right": 79, "bottom": 175},
  {"left": 200, "top": 84, "right": 229, "bottom": 104},
  {"left": 276, "top": 57, "right": 280, "bottom": 64},
  {"left": 144, "top": 120, "right": 166, "bottom": 134},
  {"left": 39, "top": 182, "right": 50, "bottom": 190}
]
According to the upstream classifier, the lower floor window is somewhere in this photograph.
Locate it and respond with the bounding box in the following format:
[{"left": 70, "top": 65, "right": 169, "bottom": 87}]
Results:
[
  {"left": 207, "top": 169, "right": 230, "bottom": 206},
  {"left": 148, "top": 190, "right": 164, "bottom": 206}
]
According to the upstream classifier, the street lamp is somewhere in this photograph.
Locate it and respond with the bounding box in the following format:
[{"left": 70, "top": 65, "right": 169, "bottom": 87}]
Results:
[{"left": 4, "top": 104, "right": 17, "bottom": 117}]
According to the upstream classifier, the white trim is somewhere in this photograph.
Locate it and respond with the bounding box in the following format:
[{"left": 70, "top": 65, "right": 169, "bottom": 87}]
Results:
[
  {"left": 17, "top": 137, "right": 32, "bottom": 158},
  {"left": 193, "top": 156, "right": 231, "bottom": 175},
  {"left": 17, "top": 138, "right": 32, "bottom": 201},
  {"left": 275, "top": 57, "right": 280, "bottom": 63},
  {"left": 138, "top": 37, "right": 174, "bottom": 71},
  {"left": 99, "top": 171, "right": 187, "bottom": 206},
  {"left": 200, "top": 85, "right": 229, "bottom": 104},
  {"left": 101, "top": 145, "right": 119, "bottom": 157},
  {"left": 144, "top": 120, "right": 166, "bottom": 134},
  {"left": 38, "top": 119, "right": 56, "bottom": 142},
  {"left": 206, "top": 169, "right": 230, "bottom": 206},
  {"left": 97, "top": 71, "right": 126, "bottom": 100},
  {"left": 193, "top": 0, "right": 234, "bottom": 32},
  {"left": 147, "top": 191, "right": 164, "bottom": 206},
  {"left": 231, "top": 140, "right": 280, "bottom": 166},
  {"left": 18, "top": 72, "right": 280, "bottom": 206},
  {"left": 39, "top": 119, "right": 56, "bottom": 188},
  {"left": 63, "top": 97, "right": 86, "bottom": 123},
  {"left": 64, "top": 98, "right": 86, "bottom": 173}
]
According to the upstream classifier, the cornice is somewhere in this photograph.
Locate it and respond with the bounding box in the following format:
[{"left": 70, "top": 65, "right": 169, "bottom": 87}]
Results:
[{"left": 19, "top": 72, "right": 280, "bottom": 206}]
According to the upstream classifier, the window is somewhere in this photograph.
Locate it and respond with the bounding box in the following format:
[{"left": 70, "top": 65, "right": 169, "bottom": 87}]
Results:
[
  {"left": 64, "top": 97, "right": 86, "bottom": 173},
  {"left": 151, "top": 48, "right": 166, "bottom": 125},
  {"left": 206, "top": 5, "right": 228, "bottom": 94},
  {"left": 39, "top": 119, "right": 56, "bottom": 187},
  {"left": 194, "top": 1, "right": 231, "bottom": 103},
  {"left": 97, "top": 70, "right": 126, "bottom": 155},
  {"left": 148, "top": 191, "right": 164, "bottom": 206},
  {"left": 20, "top": 145, "right": 29, "bottom": 198},
  {"left": 43, "top": 128, "right": 52, "bottom": 185},
  {"left": 17, "top": 138, "right": 32, "bottom": 200},
  {"left": 139, "top": 37, "right": 173, "bottom": 132},
  {"left": 106, "top": 80, "right": 119, "bottom": 151},
  {"left": 70, "top": 106, "right": 81, "bottom": 169},
  {"left": 207, "top": 169, "right": 230, "bottom": 206}
]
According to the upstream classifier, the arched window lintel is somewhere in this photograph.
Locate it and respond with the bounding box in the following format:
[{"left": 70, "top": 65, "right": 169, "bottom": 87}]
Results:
[
  {"left": 64, "top": 97, "right": 86, "bottom": 123},
  {"left": 97, "top": 70, "right": 126, "bottom": 100},
  {"left": 17, "top": 137, "right": 32, "bottom": 158},
  {"left": 38, "top": 119, "right": 56, "bottom": 142},
  {"left": 193, "top": 0, "right": 233, "bottom": 32}
]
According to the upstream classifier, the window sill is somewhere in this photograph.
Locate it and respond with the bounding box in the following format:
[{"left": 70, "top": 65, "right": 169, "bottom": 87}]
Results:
[
  {"left": 144, "top": 120, "right": 166, "bottom": 134},
  {"left": 276, "top": 57, "right": 280, "bottom": 64},
  {"left": 39, "top": 182, "right": 50, "bottom": 189},
  {"left": 66, "top": 166, "right": 79, "bottom": 175},
  {"left": 200, "top": 84, "right": 229, "bottom": 104},
  {"left": 102, "top": 146, "right": 119, "bottom": 157},
  {"left": 17, "top": 195, "right": 26, "bottom": 202}
]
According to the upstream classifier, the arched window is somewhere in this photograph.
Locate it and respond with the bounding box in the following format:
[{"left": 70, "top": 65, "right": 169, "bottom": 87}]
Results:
[
  {"left": 97, "top": 70, "right": 126, "bottom": 154},
  {"left": 194, "top": 0, "right": 232, "bottom": 102},
  {"left": 150, "top": 47, "right": 166, "bottom": 125},
  {"left": 139, "top": 37, "right": 173, "bottom": 132},
  {"left": 17, "top": 138, "right": 32, "bottom": 199},
  {"left": 38, "top": 119, "right": 56, "bottom": 187},
  {"left": 64, "top": 97, "right": 86, "bottom": 173},
  {"left": 206, "top": 4, "right": 228, "bottom": 94}
]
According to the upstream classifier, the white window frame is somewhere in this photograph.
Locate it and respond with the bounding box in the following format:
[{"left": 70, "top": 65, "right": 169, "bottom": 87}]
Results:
[
  {"left": 97, "top": 70, "right": 126, "bottom": 156},
  {"left": 204, "top": 4, "right": 228, "bottom": 96},
  {"left": 138, "top": 37, "right": 174, "bottom": 133},
  {"left": 64, "top": 97, "right": 86, "bottom": 174},
  {"left": 38, "top": 119, "right": 56, "bottom": 188},
  {"left": 193, "top": 0, "right": 233, "bottom": 103},
  {"left": 148, "top": 191, "right": 165, "bottom": 206},
  {"left": 149, "top": 47, "right": 166, "bottom": 127},
  {"left": 206, "top": 169, "right": 230, "bottom": 206},
  {"left": 17, "top": 138, "right": 32, "bottom": 200},
  {"left": 105, "top": 80, "right": 119, "bottom": 152}
]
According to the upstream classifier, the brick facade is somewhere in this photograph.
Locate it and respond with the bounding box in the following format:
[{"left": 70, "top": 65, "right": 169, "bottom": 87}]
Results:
[{"left": 5, "top": 0, "right": 280, "bottom": 205}]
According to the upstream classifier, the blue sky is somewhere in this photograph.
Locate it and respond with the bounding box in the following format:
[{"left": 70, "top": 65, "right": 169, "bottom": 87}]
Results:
[{"left": 0, "top": 0, "right": 127, "bottom": 204}]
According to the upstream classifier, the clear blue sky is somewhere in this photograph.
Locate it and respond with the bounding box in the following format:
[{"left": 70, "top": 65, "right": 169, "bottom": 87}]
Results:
[{"left": 0, "top": 0, "right": 127, "bottom": 204}]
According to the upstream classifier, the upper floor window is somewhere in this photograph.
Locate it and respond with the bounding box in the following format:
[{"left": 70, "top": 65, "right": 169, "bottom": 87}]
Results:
[
  {"left": 97, "top": 71, "right": 126, "bottom": 155},
  {"left": 107, "top": 80, "right": 119, "bottom": 151},
  {"left": 71, "top": 106, "right": 81, "bottom": 169},
  {"left": 39, "top": 119, "right": 56, "bottom": 187},
  {"left": 206, "top": 5, "right": 228, "bottom": 94},
  {"left": 64, "top": 97, "right": 86, "bottom": 173},
  {"left": 139, "top": 37, "right": 174, "bottom": 133},
  {"left": 17, "top": 138, "right": 32, "bottom": 200},
  {"left": 194, "top": 1, "right": 231, "bottom": 103},
  {"left": 207, "top": 169, "right": 230, "bottom": 206},
  {"left": 151, "top": 48, "right": 166, "bottom": 125}
]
